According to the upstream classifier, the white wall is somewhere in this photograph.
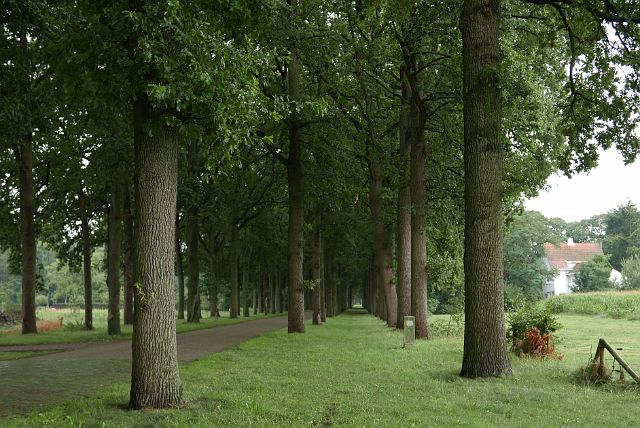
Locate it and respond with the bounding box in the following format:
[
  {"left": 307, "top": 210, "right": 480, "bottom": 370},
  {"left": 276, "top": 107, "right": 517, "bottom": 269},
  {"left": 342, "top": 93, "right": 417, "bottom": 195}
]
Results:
[{"left": 549, "top": 270, "right": 571, "bottom": 295}]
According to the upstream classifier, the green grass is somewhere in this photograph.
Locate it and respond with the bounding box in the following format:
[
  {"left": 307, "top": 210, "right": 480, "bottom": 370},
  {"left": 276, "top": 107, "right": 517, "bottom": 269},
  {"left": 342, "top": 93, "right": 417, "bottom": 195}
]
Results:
[
  {"left": 548, "top": 290, "right": 640, "bottom": 320},
  {"left": 0, "top": 309, "right": 285, "bottom": 346},
  {"left": 0, "top": 350, "right": 55, "bottom": 361},
  {"left": 4, "top": 311, "right": 640, "bottom": 427}
]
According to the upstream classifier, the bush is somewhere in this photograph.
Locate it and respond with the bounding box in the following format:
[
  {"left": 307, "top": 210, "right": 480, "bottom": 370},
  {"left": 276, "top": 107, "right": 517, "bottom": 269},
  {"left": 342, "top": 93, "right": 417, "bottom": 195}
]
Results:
[
  {"left": 429, "top": 314, "right": 464, "bottom": 338},
  {"left": 573, "top": 255, "right": 614, "bottom": 292},
  {"left": 507, "top": 302, "right": 562, "bottom": 354},
  {"left": 2, "top": 302, "right": 22, "bottom": 320},
  {"left": 504, "top": 282, "right": 527, "bottom": 311},
  {"left": 514, "top": 327, "right": 562, "bottom": 359},
  {"left": 35, "top": 294, "right": 49, "bottom": 307},
  {"left": 621, "top": 255, "right": 640, "bottom": 289},
  {"left": 427, "top": 297, "right": 440, "bottom": 315}
]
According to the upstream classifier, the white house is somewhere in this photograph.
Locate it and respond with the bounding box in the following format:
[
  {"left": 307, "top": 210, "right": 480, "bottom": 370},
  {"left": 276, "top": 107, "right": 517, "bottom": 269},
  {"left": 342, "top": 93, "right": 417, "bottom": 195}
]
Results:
[{"left": 542, "top": 238, "right": 604, "bottom": 297}]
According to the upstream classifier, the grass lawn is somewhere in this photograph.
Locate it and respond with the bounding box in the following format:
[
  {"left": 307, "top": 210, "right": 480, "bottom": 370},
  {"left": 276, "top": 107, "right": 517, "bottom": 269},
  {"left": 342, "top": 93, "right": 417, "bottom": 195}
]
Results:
[
  {"left": 3, "top": 310, "right": 640, "bottom": 427},
  {"left": 0, "top": 309, "right": 285, "bottom": 347},
  {"left": 0, "top": 350, "right": 56, "bottom": 361}
]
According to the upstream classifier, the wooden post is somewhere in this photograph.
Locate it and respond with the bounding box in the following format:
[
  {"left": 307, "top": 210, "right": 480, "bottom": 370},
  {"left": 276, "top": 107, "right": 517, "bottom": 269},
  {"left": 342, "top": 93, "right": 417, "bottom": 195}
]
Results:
[{"left": 595, "top": 338, "right": 640, "bottom": 384}]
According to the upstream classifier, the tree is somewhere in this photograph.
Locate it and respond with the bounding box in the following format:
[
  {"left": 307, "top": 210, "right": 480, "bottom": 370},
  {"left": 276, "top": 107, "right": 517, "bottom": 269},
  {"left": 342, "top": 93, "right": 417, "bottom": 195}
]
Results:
[
  {"left": 0, "top": 1, "right": 57, "bottom": 334},
  {"left": 459, "top": 0, "right": 513, "bottom": 378},
  {"left": 573, "top": 255, "right": 613, "bottom": 292},
  {"left": 603, "top": 202, "right": 640, "bottom": 271}
]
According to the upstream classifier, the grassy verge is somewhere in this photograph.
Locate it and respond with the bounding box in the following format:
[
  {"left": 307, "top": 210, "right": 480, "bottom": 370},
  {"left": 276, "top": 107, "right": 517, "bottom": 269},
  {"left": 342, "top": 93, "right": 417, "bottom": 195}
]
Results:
[
  {"left": 4, "top": 311, "right": 640, "bottom": 427},
  {"left": 0, "top": 351, "right": 56, "bottom": 361},
  {"left": 0, "top": 309, "right": 285, "bottom": 346},
  {"left": 548, "top": 290, "right": 640, "bottom": 320}
]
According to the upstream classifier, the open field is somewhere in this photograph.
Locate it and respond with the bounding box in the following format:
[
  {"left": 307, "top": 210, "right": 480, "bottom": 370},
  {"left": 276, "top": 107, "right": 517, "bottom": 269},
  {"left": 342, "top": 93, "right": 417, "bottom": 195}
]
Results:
[
  {"left": 548, "top": 290, "right": 640, "bottom": 320},
  {"left": 3, "top": 311, "right": 639, "bottom": 427},
  {"left": 0, "top": 308, "right": 285, "bottom": 347}
]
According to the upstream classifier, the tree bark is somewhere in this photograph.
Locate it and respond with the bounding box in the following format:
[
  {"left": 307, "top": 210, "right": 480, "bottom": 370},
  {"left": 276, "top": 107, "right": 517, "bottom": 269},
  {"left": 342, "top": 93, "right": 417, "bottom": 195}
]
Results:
[
  {"left": 286, "top": 52, "right": 305, "bottom": 333},
  {"left": 460, "top": 0, "right": 512, "bottom": 378},
  {"left": 123, "top": 176, "right": 134, "bottom": 325},
  {"left": 175, "top": 220, "right": 185, "bottom": 320},
  {"left": 107, "top": 175, "right": 123, "bottom": 336},
  {"left": 129, "top": 101, "right": 182, "bottom": 409},
  {"left": 229, "top": 224, "right": 239, "bottom": 318},
  {"left": 396, "top": 68, "right": 412, "bottom": 330},
  {"left": 409, "top": 115, "right": 429, "bottom": 339},
  {"left": 369, "top": 163, "right": 398, "bottom": 327},
  {"left": 78, "top": 187, "right": 93, "bottom": 330},
  {"left": 18, "top": 132, "right": 37, "bottom": 334}
]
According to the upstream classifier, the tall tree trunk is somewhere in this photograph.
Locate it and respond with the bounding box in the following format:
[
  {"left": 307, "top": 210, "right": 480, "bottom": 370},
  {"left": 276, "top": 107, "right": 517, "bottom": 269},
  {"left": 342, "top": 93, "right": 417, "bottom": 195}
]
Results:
[
  {"left": 409, "top": 117, "right": 429, "bottom": 339},
  {"left": 369, "top": 163, "right": 398, "bottom": 327},
  {"left": 107, "top": 176, "right": 123, "bottom": 336},
  {"left": 78, "top": 187, "right": 93, "bottom": 330},
  {"left": 175, "top": 224, "right": 185, "bottom": 320},
  {"left": 229, "top": 224, "right": 239, "bottom": 318},
  {"left": 396, "top": 68, "right": 412, "bottom": 329},
  {"left": 313, "top": 215, "right": 322, "bottom": 324},
  {"left": 18, "top": 132, "right": 37, "bottom": 334},
  {"left": 123, "top": 176, "right": 134, "bottom": 325},
  {"left": 399, "top": 51, "right": 430, "bottom": 339},
  {"left": 287, "top": 53, "right": 305, "bottom": 333},
  {"left": 459, "top": 0, "right": 512, "bottom": 378},
  {"left": 128, "top": 101, "right": 182, "bottom": 409}
]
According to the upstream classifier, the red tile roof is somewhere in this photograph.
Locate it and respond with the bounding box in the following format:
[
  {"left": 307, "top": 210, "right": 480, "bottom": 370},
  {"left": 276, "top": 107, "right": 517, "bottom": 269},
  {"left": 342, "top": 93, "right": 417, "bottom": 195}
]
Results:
[{"left": 543, "top": 242, "right": 603, "bottom": 270}]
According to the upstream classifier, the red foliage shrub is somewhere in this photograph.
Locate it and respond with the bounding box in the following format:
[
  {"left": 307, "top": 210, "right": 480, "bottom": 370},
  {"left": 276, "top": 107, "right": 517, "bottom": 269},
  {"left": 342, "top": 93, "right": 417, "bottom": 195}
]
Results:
[{"left": 515, "top": 327, "right": 563, "bottom": 360}]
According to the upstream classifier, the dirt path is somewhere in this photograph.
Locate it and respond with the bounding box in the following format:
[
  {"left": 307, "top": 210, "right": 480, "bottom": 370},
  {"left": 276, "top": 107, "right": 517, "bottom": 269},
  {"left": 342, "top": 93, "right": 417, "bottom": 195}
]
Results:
[{"left": 0, "top": 315, "right": 291, "bottom": 419}]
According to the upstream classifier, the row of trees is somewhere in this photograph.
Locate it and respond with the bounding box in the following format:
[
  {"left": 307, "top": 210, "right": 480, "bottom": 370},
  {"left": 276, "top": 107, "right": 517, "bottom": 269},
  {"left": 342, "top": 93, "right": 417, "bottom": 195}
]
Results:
[{"left": 2, "top": 0, "right": 639, "bottom": 409}]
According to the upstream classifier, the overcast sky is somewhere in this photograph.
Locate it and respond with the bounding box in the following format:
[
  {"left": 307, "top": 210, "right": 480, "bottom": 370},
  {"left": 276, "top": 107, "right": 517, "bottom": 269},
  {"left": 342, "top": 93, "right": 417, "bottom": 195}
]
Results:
[{"left": 524, "top": 149, "right": 640, "bottom": 222}]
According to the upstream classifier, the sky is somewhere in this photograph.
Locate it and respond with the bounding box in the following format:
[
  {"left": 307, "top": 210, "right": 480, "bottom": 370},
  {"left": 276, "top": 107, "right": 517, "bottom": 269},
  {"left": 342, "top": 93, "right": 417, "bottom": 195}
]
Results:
[{"left": 524, "top": 149, "right": 640, "bottom": 222}]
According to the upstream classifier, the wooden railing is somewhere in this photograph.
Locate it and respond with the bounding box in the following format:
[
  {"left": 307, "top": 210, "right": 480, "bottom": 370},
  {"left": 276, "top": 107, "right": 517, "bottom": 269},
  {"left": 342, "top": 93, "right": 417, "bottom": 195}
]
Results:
[{"left": 593, "top": 338, "right": 640, "bottom": 384}]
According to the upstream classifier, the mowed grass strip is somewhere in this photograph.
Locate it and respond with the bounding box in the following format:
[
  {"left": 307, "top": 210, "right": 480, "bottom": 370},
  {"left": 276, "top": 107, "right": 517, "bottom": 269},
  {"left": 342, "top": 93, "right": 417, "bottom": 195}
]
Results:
[
  {"left": 4, "top": 310, "right": 640, "bottom": 427},
  {"left": 0, "top": 309, "right": 284, "bottom": 346},
  {"left": 0, "top": 351, "right": 55, "bottom": 361}
]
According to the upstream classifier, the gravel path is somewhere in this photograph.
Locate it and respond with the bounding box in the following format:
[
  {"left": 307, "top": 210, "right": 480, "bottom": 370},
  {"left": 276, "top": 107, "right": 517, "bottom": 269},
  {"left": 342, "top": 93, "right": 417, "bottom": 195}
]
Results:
[{"left": 0, "top": 315, "right": 291, "bottom": 419}]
